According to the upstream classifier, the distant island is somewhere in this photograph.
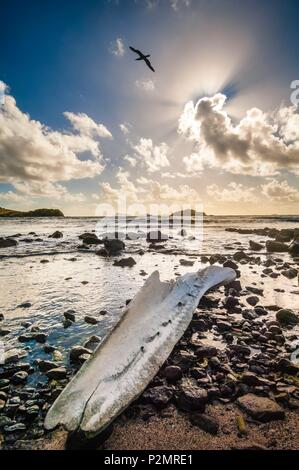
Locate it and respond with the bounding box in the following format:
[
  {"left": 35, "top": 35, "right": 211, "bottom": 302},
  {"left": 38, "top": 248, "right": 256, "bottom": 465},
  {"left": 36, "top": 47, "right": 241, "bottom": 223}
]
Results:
[{"left": 0, "top": 207, "right": 64, "bottom": 217}]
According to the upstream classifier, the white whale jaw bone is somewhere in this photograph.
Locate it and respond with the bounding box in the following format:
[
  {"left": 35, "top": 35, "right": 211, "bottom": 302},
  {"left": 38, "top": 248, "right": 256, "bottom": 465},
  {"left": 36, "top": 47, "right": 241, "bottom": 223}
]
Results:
[{"left": 44, "top": 265, "right": 236, "bottom": 437}]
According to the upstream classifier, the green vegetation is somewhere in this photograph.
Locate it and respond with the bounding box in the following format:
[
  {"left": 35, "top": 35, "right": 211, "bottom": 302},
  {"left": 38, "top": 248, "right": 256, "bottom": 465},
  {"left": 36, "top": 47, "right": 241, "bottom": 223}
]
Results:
[{"left": 0, "top": 207, "right": 64, "bottom": 217}]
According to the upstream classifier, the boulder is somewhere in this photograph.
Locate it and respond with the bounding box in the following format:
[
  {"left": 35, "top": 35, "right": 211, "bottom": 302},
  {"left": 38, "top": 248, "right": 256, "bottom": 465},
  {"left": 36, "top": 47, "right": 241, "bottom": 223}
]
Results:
[
  {"left": 276, "top": 309, "right": 299, "bottom": 326},
  {"left": 84, "top": 315, "right": 99, "bottom": 325},
  {"left": 70, "top": 346, "right": 92, "bottom": 362},
  {"left": 164, "top": 365, "right": 182, "bottom": 383},
  {"left": 0, "top": 237, "right": 18, "bottom": 248},
  {"left": 142, "top": 385, "right": 174, "bottom": 407},
  {"left": 249, "top": 240, "right": 263, "bottom": 251},
  {"left": 237, "top": 394, "right": 285, "bottom": 422},
  {"left": 63, "top": 310, "right": 76, "bottom": 322},
  {"left": 266, "top": 240, "right": 288, "bottom": 253},
  {"left": 104, "top": 239, "right": 125, "bottom": 254},
  {"left": 11, "top": 371, "right": 28, "bottom": 385},
  {"left": 146, "top": 230, "right": 168, "bottom": 243},
  {"left": 289, "top": 239, "right": 299, "bottom": 256},
  {"left": 46, "top": 367, "right": 67, "bottom": 380},
  {"left": 49, "top": 231, "right": 63, "bottom": 239},
  {"left": 281, "top": 268, "right": 297, "bottom": 279},
  {"left": 79, "top": 232, "right": 98, "bottom": 241},
  {"left": 178, "top": 379, "right": 208, "bottom": 411}
]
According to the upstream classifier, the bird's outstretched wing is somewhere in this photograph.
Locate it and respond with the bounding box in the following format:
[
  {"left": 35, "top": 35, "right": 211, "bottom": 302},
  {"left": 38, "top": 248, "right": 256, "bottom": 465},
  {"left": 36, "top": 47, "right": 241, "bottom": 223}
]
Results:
[
  {"left": 144, "top": 57, "right": 155, "bottom": 72},
  {"left": 129, "top": 46, "right": 142, "bottom": 56}
]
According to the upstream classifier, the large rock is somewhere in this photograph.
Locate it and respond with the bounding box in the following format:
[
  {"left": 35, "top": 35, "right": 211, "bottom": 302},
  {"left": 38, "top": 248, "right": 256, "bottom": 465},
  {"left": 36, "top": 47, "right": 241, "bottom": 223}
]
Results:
[
  {"left": 276, "top": 309, "right": 299, "bottom": 326},
  {"left": 70, "top": 346, "right": 92, "bottom": 362},
  {"left": 237, "top": 394, "right": 285, "bottom": 422},
  {"left": 178, "top": 379, "right": 208, "bottom": 411},
  {"left": 103, "top": 239, "right": 125, "bottom": 254},
  {"left": 79, "top": 232, "right": 98, "bottom": 241},
  {"left": 289, "top": 239, "right": 299, "bottom": 257},
  {"left": 142, "top": 385, "right": 174, "bottom": 407},
  {"left": 266, "top": 240, "right": 288, "bottom": 253},
  {"left": 49, "top": 231, "right": 63, "bottom": 239},
  {"left": 146, "top": 230, "right": 168, "bottom": 243},
  {"left": 46, "top": 367, "right": 67, "bottom": 380},
  {"left": 249, "top": 240, "right": 263, "bottom": 251},
  {"left": 0, "top": 237, "right": 18, "bottom": 248}
]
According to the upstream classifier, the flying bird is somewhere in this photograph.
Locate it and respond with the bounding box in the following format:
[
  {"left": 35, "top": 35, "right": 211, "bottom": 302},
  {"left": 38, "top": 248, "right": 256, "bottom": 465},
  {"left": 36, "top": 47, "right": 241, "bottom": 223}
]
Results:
[{"left": 129, "top": 47, "right": 155, "bottom": 72}]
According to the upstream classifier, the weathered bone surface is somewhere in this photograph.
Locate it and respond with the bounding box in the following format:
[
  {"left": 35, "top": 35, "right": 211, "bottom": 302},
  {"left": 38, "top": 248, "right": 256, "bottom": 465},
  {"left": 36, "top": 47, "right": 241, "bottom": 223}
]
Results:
[{"left": 45, "top": 266, "right": 236, "bottom": 437}]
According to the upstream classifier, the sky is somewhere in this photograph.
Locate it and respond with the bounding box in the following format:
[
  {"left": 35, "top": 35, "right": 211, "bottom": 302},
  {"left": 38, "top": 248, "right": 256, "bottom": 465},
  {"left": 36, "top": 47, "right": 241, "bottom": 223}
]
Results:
[{"left": 0, "top": 0, "right": 299, "bottom": 216}]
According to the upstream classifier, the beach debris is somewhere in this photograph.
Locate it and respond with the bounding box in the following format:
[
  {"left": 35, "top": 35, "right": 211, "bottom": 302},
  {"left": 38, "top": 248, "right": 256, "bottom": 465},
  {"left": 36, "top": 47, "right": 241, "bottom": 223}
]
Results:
[{"left": 45, "top": 265, "right": 236, "bottom": 437}]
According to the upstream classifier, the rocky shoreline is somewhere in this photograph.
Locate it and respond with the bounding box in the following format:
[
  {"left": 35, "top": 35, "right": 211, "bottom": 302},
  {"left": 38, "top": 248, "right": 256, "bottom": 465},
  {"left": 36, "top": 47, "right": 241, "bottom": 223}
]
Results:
[{"left": 0, "top": 225, "right": 299, "bottom": 450}]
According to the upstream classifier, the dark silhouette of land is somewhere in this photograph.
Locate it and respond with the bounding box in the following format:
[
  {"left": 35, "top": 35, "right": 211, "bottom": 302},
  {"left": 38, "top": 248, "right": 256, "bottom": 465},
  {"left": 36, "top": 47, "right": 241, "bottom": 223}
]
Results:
[{"left": 129, "top": 46, "right": 155, "bottom": 72}]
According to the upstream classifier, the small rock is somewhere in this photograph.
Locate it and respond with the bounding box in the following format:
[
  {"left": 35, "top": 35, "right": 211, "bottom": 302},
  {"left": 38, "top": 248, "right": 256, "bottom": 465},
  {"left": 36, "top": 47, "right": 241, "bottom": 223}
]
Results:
[
  {"left": 64, "top": 310, "right": 76, "bottom": 322},
  {"left": 178, "top": 379, "right": 207, "bottom": 411},
  {"left": 189, "top": 413, "right": 219, "bottom": 435},
  {"left": 0, "top": 237, "right": 18, "bottom": 248},
  {"left": 164, "top": 366, "right": 182, "bottom": 383},
  {"left": 46, "top": 367, "right": 67, "bottom": 380},
  {"left": 237, "top": 393, "right": 285, "bottom": 422},
  {"left": 266, "top": 241, "right": 288, "bottom": 253},
  {"left": 246, "top": 295, "right": 259, "bottom": 306},
  {"left": 113, "top": 257, "right": 136, "bottom": 268},
  {"left": 142, "top": 385, "right": 174, "bottom": 407},
  {"left": 84, "top": 315, "right": 99, "bottom": 325},
  {"left": 49, "top": 231, "right": 63, "bottom": 239},
  {"left": 70, "top": 346, "right": 92, "bottom": 362},
  {"left": 11, "top": 371, "right": 28, "bottom": 385}
]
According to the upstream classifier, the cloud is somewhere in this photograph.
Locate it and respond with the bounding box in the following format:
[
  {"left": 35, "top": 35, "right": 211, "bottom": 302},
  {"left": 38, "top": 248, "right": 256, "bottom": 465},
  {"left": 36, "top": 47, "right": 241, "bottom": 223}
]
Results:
[
  {"left": 110, "top": 38, "right": 125, "bottom": 57},
  {"left": 207, "top": 182, "right": 257, "bottom": 203},
  {"left": 120, "top": 123, "right": 130, "bottom": 135},
  {"left": 133, "top": 138, "right": 170, "bottom": 172},
  {"left": 124, "top": 154, "right": 137, "bottom": 167},
  {"left": 135, "top": 79, "right": 155, "bottom": 92},
  {"left": 0, "top": 85, "right": 109, "bottom": 197},
  {"left": 261, "top": 179, "right": 299, "bottom": 202},
  {"left": 63, "top": 112, "right": 112, "bottom": 139},
  {"left": 99, "top": 168, "right": 201, "bottom": 208},
  {"left": 183, "top": 152, "right": 204, "bottom": 174},
  {"left": 178, "top": 93, "right": 299, "bottom": 176},
  {"left": 0, "top": 81, "right": 7, "bottom": 105},
  {"left": 169, "top": 0, "right": 192, "bottom": 11}
]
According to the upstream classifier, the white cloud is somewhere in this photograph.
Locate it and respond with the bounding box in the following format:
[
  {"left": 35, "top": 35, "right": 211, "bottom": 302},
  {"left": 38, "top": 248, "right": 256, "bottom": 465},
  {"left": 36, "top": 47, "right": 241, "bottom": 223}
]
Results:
[
  {"left": 63, "top": 112, "right": 112, "bottom": 139},
  {"left": 135, "top": 79, "right": 155, "bottom": 92},
  {"left": 133, "top": 138, "right": 170, "bottom": 172},
  {"left": 169, "top": 0, "right": 192, "bottom": 11},
  {"left": 0, "top": 81, "right": 7, "bottom": 105},
  {"left": 124, "top": 154, "right": 137, "bottom": 167},
  {"left": 178, "top": 93, "right": 299, "bottom": 177},
  {"left": 207, "top": 182, "right": 257, "bottom": 203},
  {"left": 120, "top": 123, "right": 130, "bottom": 135},
  {"left": 110, "top": 38, "right": 125, "bottom": 57},
  {"left": 183, "top": 152, "right": 204, "bottom": 174},
  {"left": 0, "top": 85, "right": 108, "bottom": 198},
  {"left": 261, "top": 179, "right": 299, "bottom": 202}
]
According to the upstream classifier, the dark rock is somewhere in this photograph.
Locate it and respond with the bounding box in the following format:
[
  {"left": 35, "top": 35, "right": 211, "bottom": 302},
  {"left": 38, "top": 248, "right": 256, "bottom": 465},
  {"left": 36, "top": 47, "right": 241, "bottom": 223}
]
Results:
[
  {"left": 103, "top": 239, "right": 125, "bottom": 254},
  {"left": 237, "top": 393, "right": 285, "bottom": 422},
  {"left": 64, "top": 310, "right": 76, "bottom": 322},
  {"left": 17, "top": 302, "right": 32, "bottom": 309},
  {"left": 113, "top": 257, "right": 136, "bottom": 268},
  {"left": 289, "top": 239, "right": 299, "bottom": 256},
  {"left": 46, "top": 367, "right": 67, "bottom": 380},
  {"left": 275, "top": 358, "right": 299, "bottom": 375},
  {"left": 233, "top": 251, "right": 249, "bottom": 262},
  {"left": 178, "top": 378, "right": 207, "bottom": 411},
  {"left": 34, "top": 332, "right": 48, "bottom": 343},
  {"left": 195, "top": 345, "right": 218, "bottom": 358},
  {"left": 84, "top": 315, "right": 99, "bottom": 325},
  {"left": 266, "top": 241, "right": 288, "bottom": 253},
  {"left": 49, "top": 231, "right": 63, "bottom": 239},
  {"left": 37, "top": 360, "right": 59, "bottom": 373},
  {"left": 172, "top": 350, "right": 196, "bottom": 371},
  {"left": 96, "top": 248, "right": 109, "bottom": 257},
  {"left": 0, "top": 237, "right": 18, "bottom": 248},
  {"left": 189, "top": 413, "right": 219, "bottom": 435},
  {"left": 276, "top": 309, "right": 299, "bottom": 326},
  {"left": 84, "top": 335, "right": 101, "bottom": 351},
  {"left": 70, "top": 346, "right": 92, "bottom": 362},
  {"left": 249, "top": 240, "right": 263, "bottom": 251},
  {"left": 224, "top": 296, "right": 239, "bottom": 310},
  {"left": 142, "top": 385, "right": 174, "bottom": 407},
  {"left": 217, "top": 321, "right": 232, "bottom": 332},
  {"left": 230, "top": 344, "right": 251, "bottom": 356},
  {"left": 146, "top": 230, "right": 168, "bottom": 243},
  {"left": 4, "top": 423, "right": 26, "bottom": 433},
  {"left": 223, "top": 260, "right": 238, "bottom": 270},
  {"left": 179, "top": 259, "right": 194, "bottom": 266},
  {"left": 164, "top": 366, "right": 182, "bottom": 383},
  {"left": 11, "top": 371, "right": 28, "bottom": 385},
  {"left": 246, "top": 295, "right": 259, "bottom": 306},
  {"left": 281, "top": 268, "right": 297, "bottom": 279}
]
